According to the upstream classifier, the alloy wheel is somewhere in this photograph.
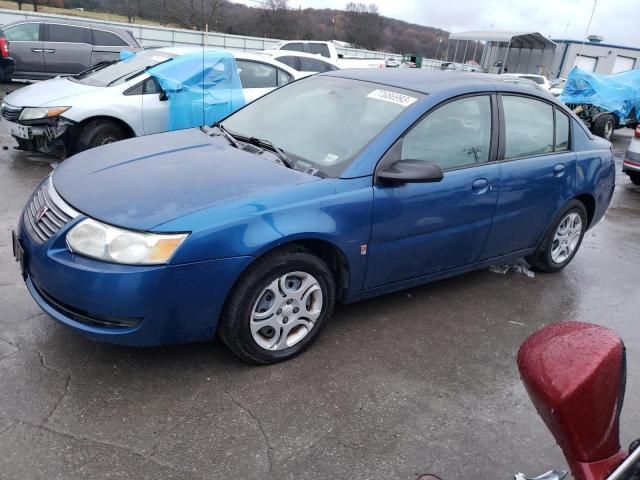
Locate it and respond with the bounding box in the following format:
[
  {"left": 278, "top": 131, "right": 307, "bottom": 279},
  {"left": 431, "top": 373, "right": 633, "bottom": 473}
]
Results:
[{"left": 550, "top": 212, "right": 582, "bottom": 264}]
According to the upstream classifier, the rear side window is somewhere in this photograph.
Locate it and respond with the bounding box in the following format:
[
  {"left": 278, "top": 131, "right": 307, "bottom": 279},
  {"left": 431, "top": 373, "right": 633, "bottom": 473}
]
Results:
[
  {"left": 237, "top": 60, "right": 278, "bottom": 88},
  {"left": 275, "top": 55, "right": 298, "bottom": 69},
  {"left": 401, "top": 95, "right": 492, "bottom": 170},
  {"left": 4, "top": 23, "right": 41, "bottom": 41},
  {"left": 300, "top": 57, "right": 337, "bottom": 73},
  {"left": 307, "top": 43, "right": 331, "bottom": 58},
  {"left": 47, "top": 24, "right": 90, "bottom": 44},
  {"left": 555, "top": 109, "right": 570, "bottom": 152},
  {"left": 281, "top": 42, "right": 304, "bottom": 52},
  {"left": 93, "top": 29, "right": 128, "bottom": 46},
  {"left": 503, "top": 96, "right": 554, "bottom": 159},
  {"left": 277, "top": 68, "right": 292, "bottom": 86}
]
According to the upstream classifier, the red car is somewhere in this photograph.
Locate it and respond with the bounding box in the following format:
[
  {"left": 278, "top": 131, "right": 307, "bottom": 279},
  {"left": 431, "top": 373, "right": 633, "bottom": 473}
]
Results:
[{"left": 0, "top": 27, "right": 15, "bottom": 82}]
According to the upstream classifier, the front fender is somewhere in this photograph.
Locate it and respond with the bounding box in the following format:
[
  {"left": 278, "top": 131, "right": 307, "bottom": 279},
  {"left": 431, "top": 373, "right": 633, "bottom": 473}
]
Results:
[{"left": 160, "top": 177, "right": 374, "bottom": 294}]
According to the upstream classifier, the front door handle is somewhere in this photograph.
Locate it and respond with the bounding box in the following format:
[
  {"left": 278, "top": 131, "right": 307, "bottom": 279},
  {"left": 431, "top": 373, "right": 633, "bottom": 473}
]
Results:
[
  {"left": 553, "top": 164, "right": 566, "bottom": 177},
  {"left": 472, "top": 178, "right": 490, "bottom": 194}
]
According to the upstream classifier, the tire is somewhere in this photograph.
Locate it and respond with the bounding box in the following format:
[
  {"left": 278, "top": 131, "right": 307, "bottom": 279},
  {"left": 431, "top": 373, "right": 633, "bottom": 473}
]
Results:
[
  {"left": 526, "top": 200, "right": 588, "bottom": 273},
  {"left": 628, "top": 172, "right": 640, "bottom": 185},
  {"left": 592, "top": 113, "right": 616, "bottom": 141},
  {"left": 76, "top": 120, "right": 128, "bottom": 153},
  {"left": 218, "top": 246, "right": 336, "bottom": 364}
]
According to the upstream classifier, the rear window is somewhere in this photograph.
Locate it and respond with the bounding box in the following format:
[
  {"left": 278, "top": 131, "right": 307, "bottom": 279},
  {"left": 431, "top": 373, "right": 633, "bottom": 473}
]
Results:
[
  {"left": 300, "top": 57, "right": 336, "bottom": 73},
  {"left": 47, "top": 24, "right": 90, "bottom": 44},
  {"left": 520, "top": 75, "right": 545, "bottom": 85},
  {"left": 93, "top": 29, "right": 128, "bottom": 46},
  {"left": 275, "top": 55, "right": 298, "bottom": 69}
]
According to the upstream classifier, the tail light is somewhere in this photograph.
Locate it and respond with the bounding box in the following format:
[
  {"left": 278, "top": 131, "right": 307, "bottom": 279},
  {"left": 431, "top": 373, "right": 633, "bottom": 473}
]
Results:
[
  {"left": 635, "top": 125, "right": 640, "bottom": 138},
  {"left": 0, "top": 37, "right": 8, "bottom": 58}
]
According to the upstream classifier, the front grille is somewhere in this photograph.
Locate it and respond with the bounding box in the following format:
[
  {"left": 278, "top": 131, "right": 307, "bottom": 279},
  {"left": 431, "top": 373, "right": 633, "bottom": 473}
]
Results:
[
  {"left": 23, "top": 177, "right": 79, "bottom": 245},
  {"left": 1, "top": 102, "right": 21, "bottom": 122}
]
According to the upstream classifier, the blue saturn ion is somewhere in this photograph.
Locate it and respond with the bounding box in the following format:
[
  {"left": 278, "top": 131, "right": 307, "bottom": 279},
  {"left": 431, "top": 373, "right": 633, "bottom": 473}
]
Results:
[{"left": 13, "top": 70, "right": 615, "bottom": 363}]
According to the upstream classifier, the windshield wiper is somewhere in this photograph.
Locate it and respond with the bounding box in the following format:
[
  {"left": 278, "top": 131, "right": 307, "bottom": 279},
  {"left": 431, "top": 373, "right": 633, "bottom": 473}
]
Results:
[
  {"left": 246, "top": 137, "right": 295, "bottom": 170},
  {"left": 207, "top": 122, "right": 240, "bottom": 149},
  {"left": 74, "top": 60, "right": 117, "bottom": 79}
]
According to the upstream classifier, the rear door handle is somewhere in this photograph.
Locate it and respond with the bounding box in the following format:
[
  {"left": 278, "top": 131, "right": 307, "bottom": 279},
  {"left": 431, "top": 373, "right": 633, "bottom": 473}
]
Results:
[
  {"left": 472, "top": 178, "right": 490, "bottom": 194},
  {"left": 43, "top": 49, "right": 56, "bottom": 54},
  {"left": 553, "top": 164, "right": 566, "bottom": 177},
  {"left": 31, "top": 48, "right": 43, "bottom": 53}
]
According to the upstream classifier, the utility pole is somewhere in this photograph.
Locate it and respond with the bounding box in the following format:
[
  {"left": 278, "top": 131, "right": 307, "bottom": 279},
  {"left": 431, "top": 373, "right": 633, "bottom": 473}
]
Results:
[{"left": 296, "top": 5, "right": 302, "bottom": 40}]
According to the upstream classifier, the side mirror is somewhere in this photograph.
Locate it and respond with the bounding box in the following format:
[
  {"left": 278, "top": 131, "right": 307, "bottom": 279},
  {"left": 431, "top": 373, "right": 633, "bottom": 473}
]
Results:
[
  {"left": 518, "top": 321, "right": 628, "bottom": 479},
  {"left": 376, "top": 160, "right": 444, "bottom": 185},
  {"left": 159, "top": 91, "right": 168, "bottom": 101}
]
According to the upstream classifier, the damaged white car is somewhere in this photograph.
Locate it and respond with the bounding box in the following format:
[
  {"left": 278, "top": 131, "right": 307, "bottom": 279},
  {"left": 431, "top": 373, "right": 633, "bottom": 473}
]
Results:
[{"left": 0, "top": 47, "right": 303, "bottom": 157}]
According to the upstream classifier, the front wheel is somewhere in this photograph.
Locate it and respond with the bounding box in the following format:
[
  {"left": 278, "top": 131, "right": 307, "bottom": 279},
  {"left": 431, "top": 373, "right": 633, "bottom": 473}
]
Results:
[
  {"left": 75, "top": 120, "right": 128, "bottom": 153},
  {"left": 526, "top": 200, "right": 588, "bottom": 273},
  {"left": 218, "top": 246, "right": 336, "bottom": 364}
]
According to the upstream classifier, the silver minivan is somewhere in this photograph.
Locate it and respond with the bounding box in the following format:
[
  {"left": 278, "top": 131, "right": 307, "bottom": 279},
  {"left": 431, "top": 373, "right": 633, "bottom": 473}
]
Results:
[{"left": 2, "top": 19, "right": 140, "bottom": 80}]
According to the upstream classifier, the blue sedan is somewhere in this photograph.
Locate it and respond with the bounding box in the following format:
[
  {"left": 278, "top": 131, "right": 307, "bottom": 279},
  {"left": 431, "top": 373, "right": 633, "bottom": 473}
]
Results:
[{"left": 13, "top": 70, "right": 615, "bottom": 363}]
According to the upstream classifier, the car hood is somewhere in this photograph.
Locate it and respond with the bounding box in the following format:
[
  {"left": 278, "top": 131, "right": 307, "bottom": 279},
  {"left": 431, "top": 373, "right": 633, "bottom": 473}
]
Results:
[
  {"left": 53, "top": 128, "right": 320, "bottom": 231},
  {"left": 3, "top": 77, "right": 99, "bottom": 107}
]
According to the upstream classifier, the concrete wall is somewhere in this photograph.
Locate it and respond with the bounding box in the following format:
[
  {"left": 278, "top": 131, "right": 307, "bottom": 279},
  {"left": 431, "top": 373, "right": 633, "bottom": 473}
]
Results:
[{"left": 550, "top": 41, "right": 640, "bottom": 78}]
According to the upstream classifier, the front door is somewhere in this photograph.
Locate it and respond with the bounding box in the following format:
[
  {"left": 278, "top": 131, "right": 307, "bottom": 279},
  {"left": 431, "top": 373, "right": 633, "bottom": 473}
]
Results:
[
  {"left": 140, "top": 77, "right": 170, "bottom": 135},
  {"left": 483, "top": 95, "right": 577, "bottom": 258},
  {"left": 4, "top": 22, "right": 45, "bottom": 79},
  {"left": 366, "top": 94, "right": 500, "bottom": 288}
]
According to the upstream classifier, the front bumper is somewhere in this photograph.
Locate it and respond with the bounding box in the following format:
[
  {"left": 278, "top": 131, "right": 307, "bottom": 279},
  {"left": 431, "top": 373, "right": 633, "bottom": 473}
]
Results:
[
  {"left": 17, "top": 218, "right": 253, "bottom": 346},
  {"left": 2, "top": 115, "right": 75, "bottom": 157},
  {"left": 623, "top": 139, "right": 640, "bottom": 173}
]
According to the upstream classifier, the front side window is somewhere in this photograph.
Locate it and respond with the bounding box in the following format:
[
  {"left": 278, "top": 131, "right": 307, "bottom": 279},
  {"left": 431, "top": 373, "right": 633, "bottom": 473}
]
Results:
[
  {"left": 93, "top": 29, "right": 128, "bottom": 46},
  {"left": 503, "top": 96, "right": 554, "bottom": 159},
  {"left": 555, "top": 109, "right": 570, "bottom": 152},
  {"left": 5, "top": 23, "right": 41, "bottom": 41},
  {"left": 400, "top": 95, "right": 492, "bottom": 170},
  {"left": 236, "top": 60, "right": 277, "bottom": 88},
  {"left": 281, "top": 42, "right": 304, "bottom": 52},
  {"left": 223, "top": 76, "right": 423, "bottom": 177},
  {"left": 47, "top": 24, "right": 90, "bottom": 44}
]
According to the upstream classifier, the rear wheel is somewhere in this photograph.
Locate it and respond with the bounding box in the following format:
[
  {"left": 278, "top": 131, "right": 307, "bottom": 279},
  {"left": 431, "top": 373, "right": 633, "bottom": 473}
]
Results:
[
  {"left": 628, "top": 172, "right": 640, "bottom": 185},
  {"left": 76, "top": 120, "right": 128, "bottom": 153},
  {"left": 218, "top": 246, "right": 336, "bottom": 364},
  {"left": 592, "top": 113, "right": 616, "bottom": 141},
  {"left": 526, "top": 200, "right": 588, "bottom": 273}
]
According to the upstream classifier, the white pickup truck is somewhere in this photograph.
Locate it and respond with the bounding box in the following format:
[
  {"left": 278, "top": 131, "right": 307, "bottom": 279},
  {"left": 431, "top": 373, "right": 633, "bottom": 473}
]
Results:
[{"left": 271, "top": 40, "right": 385, "bottom": 69}]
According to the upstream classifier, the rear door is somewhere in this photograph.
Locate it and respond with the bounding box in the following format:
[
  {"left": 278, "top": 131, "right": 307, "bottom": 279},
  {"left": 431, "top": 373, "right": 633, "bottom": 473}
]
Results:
[
  {"left": 483, "top": 95, "right": 577, "bottom": 257},
  {"left": 3, "top": 22, "right": 45, "bottom": 78},
  {"left": 43, "top": 23, "right": 93, "bottom": 75}
]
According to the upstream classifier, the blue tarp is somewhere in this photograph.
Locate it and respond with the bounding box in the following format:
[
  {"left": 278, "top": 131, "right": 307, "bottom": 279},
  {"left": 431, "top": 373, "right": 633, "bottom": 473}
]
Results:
[
  {"left": 561, "top": 67, "right": 640, "bottom": 121},
  {"left": 147, "top": 51, "right": 246, "bottom": 131}
]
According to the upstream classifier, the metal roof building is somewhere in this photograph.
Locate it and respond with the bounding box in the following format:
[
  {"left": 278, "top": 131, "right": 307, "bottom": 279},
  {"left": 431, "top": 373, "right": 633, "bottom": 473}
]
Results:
[
  {"left": 550, "top": 38, "right": 640, "bottom": 78},
  {"left": 448, "top": 31, "right": 556, "bottom": 75}
]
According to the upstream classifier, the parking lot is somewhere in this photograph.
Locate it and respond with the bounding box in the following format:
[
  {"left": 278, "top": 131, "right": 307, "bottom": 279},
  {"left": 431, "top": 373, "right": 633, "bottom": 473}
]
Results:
[{"left": 0, "top": 79, "right": 639, "bottom": 480}]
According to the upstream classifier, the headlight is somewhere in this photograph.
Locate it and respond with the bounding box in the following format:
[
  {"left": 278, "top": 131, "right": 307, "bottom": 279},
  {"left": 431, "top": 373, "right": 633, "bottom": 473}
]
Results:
[
  {"left": 66, "top": 218, "right": 188, "bottom": 265},
  {"left": 19, "top": 106, "right": 70, "bottom": 121}
]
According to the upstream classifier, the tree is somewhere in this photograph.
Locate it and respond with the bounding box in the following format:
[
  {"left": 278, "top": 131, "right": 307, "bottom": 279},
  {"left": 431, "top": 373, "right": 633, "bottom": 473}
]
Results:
[
  {"left": 344, "top": 2, "right": 383, "bottom": 50},
  {"left": 32, "top": 0, "right": 38, "bottom": 12},
  {"left": 262, "top": 0, "right": 293, "bottom": 39}
]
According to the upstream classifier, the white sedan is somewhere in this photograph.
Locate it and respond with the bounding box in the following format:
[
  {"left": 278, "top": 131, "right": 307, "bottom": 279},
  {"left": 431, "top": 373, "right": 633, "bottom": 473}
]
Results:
[{"left": 0, "top": 47, "right": 304, "bottom": 156}]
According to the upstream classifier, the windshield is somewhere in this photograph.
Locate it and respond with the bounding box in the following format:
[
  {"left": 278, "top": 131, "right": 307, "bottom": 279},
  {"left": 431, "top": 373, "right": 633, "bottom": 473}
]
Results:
[
  {"left": 222, "top": 76, "right": 423, "bottom": 177},
  {"left": 71, "top": 50, "right": 175, "bottom": 87}
]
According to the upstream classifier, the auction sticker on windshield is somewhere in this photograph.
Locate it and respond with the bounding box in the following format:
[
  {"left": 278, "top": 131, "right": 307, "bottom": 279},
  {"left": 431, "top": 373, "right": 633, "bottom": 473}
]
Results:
[{"left": 367, "top": 89, "right": 417, "bottom": 107}]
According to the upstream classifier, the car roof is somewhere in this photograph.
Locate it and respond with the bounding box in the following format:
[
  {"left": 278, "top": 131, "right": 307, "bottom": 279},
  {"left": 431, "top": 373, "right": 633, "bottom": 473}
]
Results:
[
  {"left": 3, "top": 18, "right": 133, "bottom": 36},
  {"left": 320, "top": 69, "right": 559, "bottom": 101},
  {"left": 259, "top": 49, "right": 339, "bottom": 65}
]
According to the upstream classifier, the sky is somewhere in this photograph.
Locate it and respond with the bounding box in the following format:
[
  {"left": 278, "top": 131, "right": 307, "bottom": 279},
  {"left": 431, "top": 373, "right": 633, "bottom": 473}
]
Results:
[{"left": 235, "top": 0, "right": 640, "bottom": 47}]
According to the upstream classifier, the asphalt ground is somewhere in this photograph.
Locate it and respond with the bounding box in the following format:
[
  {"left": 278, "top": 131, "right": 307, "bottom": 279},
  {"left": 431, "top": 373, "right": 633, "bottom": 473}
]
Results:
[{"left": 0, "top": 81, "right": 639, "bottom": 479}]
